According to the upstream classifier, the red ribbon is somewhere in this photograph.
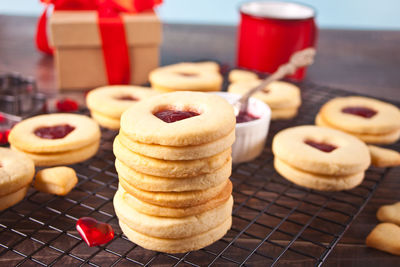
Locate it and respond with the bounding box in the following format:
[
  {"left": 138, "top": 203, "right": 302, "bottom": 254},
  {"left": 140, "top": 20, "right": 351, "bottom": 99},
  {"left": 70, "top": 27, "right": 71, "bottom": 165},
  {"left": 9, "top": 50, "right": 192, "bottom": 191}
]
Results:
[{"left": 36, "top": 0, "right": 161, "bottom": 85}]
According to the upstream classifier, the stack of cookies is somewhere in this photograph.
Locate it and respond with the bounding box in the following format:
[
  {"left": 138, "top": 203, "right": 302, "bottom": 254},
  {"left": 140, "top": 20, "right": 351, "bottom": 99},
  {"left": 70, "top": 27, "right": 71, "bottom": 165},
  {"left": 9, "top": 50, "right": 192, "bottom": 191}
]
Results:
[
  {"left": 8, "top": 113, "right": 101, "bottom": 166},
  {"left": 228, "top": 80, "right": 301, "bottom": 120},
  {"left": 113, "top": 91, "right": 236, "bottom": 253},
  {"left": 149, "top": 62, "right": 223, "bottom": 93},
  {"left": 315, "top": 96, "right": 400, "bottom": 144},
  {"left": 272, "top": 125, "right": 371, "bottom": 191},
  {"left": 86, "top": 85, "right": 159, "bottom": 130}
]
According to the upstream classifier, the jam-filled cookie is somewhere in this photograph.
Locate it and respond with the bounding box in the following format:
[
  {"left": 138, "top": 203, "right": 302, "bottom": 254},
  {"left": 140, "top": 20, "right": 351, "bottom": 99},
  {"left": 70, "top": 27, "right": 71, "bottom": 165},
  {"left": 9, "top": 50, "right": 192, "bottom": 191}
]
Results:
[
  {"left": 121, "top": 91, "right": 235, "bottom": 146},
  {"left": 9, "top": 113, "right": 100, "bottom": 166},
  {"left": 228, "top": 80, "right": 301, "bottom": 120},
  {"left": 272, "top": 125, "right": 370, "bottom": 191},
  {"left": 149, "top": 62, "right": 223, "bottom": 92},
  {"left": 86, "top": 85, "right": 159, "bottom": 130},
  {"left": 316, "top": 96, "right": 400, "bottom": 144},
  {"left": 0, "top": 148, "right": 35, "bottom": 210},
  {"left": 228, "top": 69, "right": 258, "bottom": 83}
]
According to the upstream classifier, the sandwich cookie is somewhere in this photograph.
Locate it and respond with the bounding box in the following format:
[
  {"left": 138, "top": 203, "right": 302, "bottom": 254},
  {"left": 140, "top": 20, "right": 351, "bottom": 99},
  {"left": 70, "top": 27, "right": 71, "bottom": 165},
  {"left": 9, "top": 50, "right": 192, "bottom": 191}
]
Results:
[
  {"left": 316, "top": 96, "right": 400, "bottom": 144},
  {"left": 86, "top": 85, "right": 159, "bottom": 130},
  {"left": 149, "top": 62, "right": 223, "bottom": 92},
  {"left": 272, "top": 125, "right": 370, "bottom": 191}
]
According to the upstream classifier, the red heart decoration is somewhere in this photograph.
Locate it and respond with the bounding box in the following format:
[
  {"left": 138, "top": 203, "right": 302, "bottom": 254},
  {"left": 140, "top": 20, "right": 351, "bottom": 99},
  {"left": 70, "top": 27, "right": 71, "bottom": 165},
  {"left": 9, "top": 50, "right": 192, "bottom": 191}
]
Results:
[
  {"left": 56, "top": 98, "right": 79, "bottom": 112},
  {"left": 76, "top": 217, "right": 114, "bottom": 247}
]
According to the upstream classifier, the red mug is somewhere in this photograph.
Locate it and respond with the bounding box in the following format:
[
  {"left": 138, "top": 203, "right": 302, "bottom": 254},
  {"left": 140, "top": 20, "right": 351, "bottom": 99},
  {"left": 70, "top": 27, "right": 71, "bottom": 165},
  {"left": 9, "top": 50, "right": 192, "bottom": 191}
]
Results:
[{"left": 237, "top": 1, "right": 317, "bottom": 80}]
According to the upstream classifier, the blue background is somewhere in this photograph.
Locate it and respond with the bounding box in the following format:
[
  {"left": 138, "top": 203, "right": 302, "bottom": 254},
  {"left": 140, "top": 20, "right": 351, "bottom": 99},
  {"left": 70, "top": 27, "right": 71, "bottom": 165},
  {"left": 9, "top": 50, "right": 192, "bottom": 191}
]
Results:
[{"left": 1, "top": 0, "right": 400, "bottom": 29}]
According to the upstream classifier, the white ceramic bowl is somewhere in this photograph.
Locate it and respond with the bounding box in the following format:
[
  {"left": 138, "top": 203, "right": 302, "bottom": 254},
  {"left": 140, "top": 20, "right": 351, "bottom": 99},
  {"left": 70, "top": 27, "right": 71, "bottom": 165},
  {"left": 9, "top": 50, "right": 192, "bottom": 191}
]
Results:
[{"left": 213, "top": 92, "right": 271, "bottom": 164}]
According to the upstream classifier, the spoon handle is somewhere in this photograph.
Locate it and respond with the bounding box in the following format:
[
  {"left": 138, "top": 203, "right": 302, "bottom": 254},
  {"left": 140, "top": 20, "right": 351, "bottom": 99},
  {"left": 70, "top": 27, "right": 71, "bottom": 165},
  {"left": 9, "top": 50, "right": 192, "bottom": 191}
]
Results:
[{"left": 236, "top": 47, "right": 316, "bottom": 114}]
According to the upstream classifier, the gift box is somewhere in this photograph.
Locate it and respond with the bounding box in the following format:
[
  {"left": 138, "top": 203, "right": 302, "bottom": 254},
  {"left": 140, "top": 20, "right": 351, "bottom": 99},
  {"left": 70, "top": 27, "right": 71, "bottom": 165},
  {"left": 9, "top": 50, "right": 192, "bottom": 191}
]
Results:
[{"left": 49, "top": 10, "right": 162, "bottom": 90}]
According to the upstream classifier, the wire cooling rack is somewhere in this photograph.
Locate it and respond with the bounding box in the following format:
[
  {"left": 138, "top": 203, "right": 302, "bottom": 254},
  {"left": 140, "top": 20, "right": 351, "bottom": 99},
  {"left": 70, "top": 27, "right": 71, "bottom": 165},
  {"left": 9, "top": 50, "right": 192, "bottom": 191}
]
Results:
[{"left": 0, "top": 82, "right": 398, "bottom": 266}]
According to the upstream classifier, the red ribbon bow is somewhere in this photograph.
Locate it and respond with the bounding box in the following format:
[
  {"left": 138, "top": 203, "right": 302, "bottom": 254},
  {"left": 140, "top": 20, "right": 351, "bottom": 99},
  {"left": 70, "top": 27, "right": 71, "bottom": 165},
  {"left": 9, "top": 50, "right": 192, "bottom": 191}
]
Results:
[{"left": 36, "top": 0, "right": 161, "bottom": 85}]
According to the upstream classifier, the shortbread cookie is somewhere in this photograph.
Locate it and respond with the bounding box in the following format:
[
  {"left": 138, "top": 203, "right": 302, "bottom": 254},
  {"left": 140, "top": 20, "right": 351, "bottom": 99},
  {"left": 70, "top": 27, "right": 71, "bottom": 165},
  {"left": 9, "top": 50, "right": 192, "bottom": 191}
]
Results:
[
  {"left": 228, "top": 69, "right": 258, "bottom": 83},
  {"left": 114, "top": 137, "right": 231, "bottom": 178},
  {"left": 115, "top": 158, "right": 231, "bottom": 192},
  {"left": 316, "top": 113, "right": 400, "bottom": 144},
  {"left": 121, "top": 91, "right": 235, "bottom": 146},
  {"left": 272, "top": 125, "right": 370, "bottom": 176},
  {"left": 118, "top": 130, "right": 235, "bottom": 160},
  {"left": 120, "top": 185, "right": 232, "bottom": 217},
  {"left": 12, "top": 141, "right": 99, "bottom": 166},
  {"left": 0, "top": 186, "right": 29, "bottom": 211},
  {"left": 368, "top": 146, "right": 400, "bottom": 167},
  {"left": 86, "top": 85, "right": 159, "bottom": 119},
  {"left": 114, "top": 189, "right": 232, "bottom": 238},
  {"left": 271, "top": 107, "right": 298, "bottom": 120},
  {"left": 119, "top": 216, "right": 232, "bottom": 253},
  {"left": 274, "top": 158, "right": 365, "bottom": 191},
  {"left": 34, "top": 167, "right": 78, "bottom": 196},
  {"left": 90, "top": 111, "right": 120, "bottom": 130},
  {"left": 0, "top": 148, "right": 35, "bottom": 197},
  {"left": 319, "top": 96, "right": 400, "bottom": 135},
  {"left": 119, "top": 178, "right": 230, "bottom": 208},
  {"left": 366, "top": 223, "right": 400, "bottom": 256},
  {"left": 377, "top": 202, "right": 400, "bottom": 225},
  {"left": 150, "top": 62, "right": 223, "bottom": 92},
  {"left": 228, "top": 80, "right": 301, "bottom": 109},
  {"left": 9, "top": 113, "right": 101, "bottom": 153}
]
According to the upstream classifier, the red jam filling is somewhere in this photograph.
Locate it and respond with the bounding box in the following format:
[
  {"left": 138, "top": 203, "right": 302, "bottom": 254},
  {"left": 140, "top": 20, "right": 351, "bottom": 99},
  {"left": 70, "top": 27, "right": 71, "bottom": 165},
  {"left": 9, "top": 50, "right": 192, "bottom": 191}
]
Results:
[
  {"left": 341, "top": 106, "right": 377, "bottom": 118},
  {"left": 34, "top": 124, "right": 75, "bottom": 139},
  {"left": 154, "top": 109, "right": 199, "bottom": 123},
  {"left": 115, "top": 95, "right": 138, "bottom": 101},
  {"left": 236, "top": 111, "right": 260, "bottom": 123},
  {"left": 76, "top": 217, "right": 114, "bottom": 247},
  {"left": 176, "top": 72, "right": 198, "bottom": 77},
  {"left": 304, "top": 140, "right": 337, "bottom": 153}
]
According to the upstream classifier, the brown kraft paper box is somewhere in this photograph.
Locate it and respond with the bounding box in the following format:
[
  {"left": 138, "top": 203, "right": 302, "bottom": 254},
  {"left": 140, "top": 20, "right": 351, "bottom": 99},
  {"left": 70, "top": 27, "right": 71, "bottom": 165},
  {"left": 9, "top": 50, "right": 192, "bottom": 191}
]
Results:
[{"left": 50, "top": 11, "right": 162, "bottom": 90}]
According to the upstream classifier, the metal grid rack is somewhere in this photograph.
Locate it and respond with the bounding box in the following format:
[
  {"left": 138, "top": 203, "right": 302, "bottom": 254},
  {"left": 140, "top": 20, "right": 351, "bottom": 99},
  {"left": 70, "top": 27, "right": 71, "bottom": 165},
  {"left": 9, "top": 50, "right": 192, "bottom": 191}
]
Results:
[{"left": 0, "top": 83, "right": 398, "bottom": 266}]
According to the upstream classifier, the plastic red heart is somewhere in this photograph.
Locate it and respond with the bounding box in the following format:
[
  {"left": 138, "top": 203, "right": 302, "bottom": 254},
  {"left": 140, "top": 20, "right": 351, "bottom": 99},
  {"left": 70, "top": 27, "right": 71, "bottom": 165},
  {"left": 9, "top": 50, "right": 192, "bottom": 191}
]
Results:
[
  {"left": 56, "top": 98, "right": 79, "bottom": 112},
  {"left": 76, "top": 217, "right": 114, "bottom": 247}
]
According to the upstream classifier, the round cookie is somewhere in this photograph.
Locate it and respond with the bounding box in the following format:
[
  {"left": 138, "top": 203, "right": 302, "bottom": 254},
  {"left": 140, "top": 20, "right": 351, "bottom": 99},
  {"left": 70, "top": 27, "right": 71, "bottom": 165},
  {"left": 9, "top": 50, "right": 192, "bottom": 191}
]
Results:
[
  {"left": 11, "top": 141, "right": 99, "bottom": 167},
  {"left": 114, "top": 189, "right": 232, "bottom": 238},
  {"left": 272, "top": 125, "right": 371, "bottom": 176},
  {"left": 120, "top": 91, "right": 236, "bottom": 146},
  {"left": 0, "top": 148, "right": 35, "bottom": 197},
  {"left": 271, "top": 107, "right": 298, "bottom": 120},
  {"left": 274, "top": 158, "right": 365, "bottom": 191},
  {"left": 228, "top": 80, "right": 301, "bottom": 109},
  {"left": 90, "top": 111, "right": 120, "bottom": 130},
  {"left": 114, "top": 136, "right": 231, "bottom": 178},
  {"left": 120, "top": 185, "right": 232, "bottom": 217},
  {"left": 118, "top": 130, "right": 235, "bottom": 160},
  {"left": 86, "top": 85, "right": 159, "bottom": 119},
  {"left": 119, "top": 178, "right": 230, "bottom": 208},
  {"left": 115, "top": 158, "right": 231, "bottom": 192},
  {"left": 119, "top": 216, "right": 232, "bottom": 253},
  {"left": 228, "top": 69, "right": 258, "bottom": 83},
  {"left": 319, "top": 96, "right": 400, "bottom": 135},
  {"left": 9, "top": 113, "right": 101, "bottom": 153},
  {"left": 0, "top": 186, "right": 29, "bottom": 211},
  {"left": 149, "top": 63, "right": 223, "bottom": 92},
  {"left": 316, "top": 113, "right": 400, "bottom": 144}
]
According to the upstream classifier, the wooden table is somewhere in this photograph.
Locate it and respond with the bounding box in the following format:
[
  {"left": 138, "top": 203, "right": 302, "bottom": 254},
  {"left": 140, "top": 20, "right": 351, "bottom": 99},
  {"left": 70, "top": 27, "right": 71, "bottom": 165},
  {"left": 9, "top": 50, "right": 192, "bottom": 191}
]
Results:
[{"left": 0, "top": 15, "right": 399, "bottom": 266}]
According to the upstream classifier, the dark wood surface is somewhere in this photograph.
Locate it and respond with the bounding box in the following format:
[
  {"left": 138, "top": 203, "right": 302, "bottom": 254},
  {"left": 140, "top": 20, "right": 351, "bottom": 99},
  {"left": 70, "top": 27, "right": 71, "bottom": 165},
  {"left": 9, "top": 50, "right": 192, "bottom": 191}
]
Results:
[{"left": 0, "top": 15, "right": 399, "bottom": 266}]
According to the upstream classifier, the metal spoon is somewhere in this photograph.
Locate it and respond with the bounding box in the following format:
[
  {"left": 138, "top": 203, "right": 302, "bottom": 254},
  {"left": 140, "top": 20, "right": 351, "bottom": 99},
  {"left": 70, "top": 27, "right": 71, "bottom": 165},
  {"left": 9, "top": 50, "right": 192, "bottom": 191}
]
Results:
[{"left": 233, "top": 47, "right": 316, "bottom": 117}]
